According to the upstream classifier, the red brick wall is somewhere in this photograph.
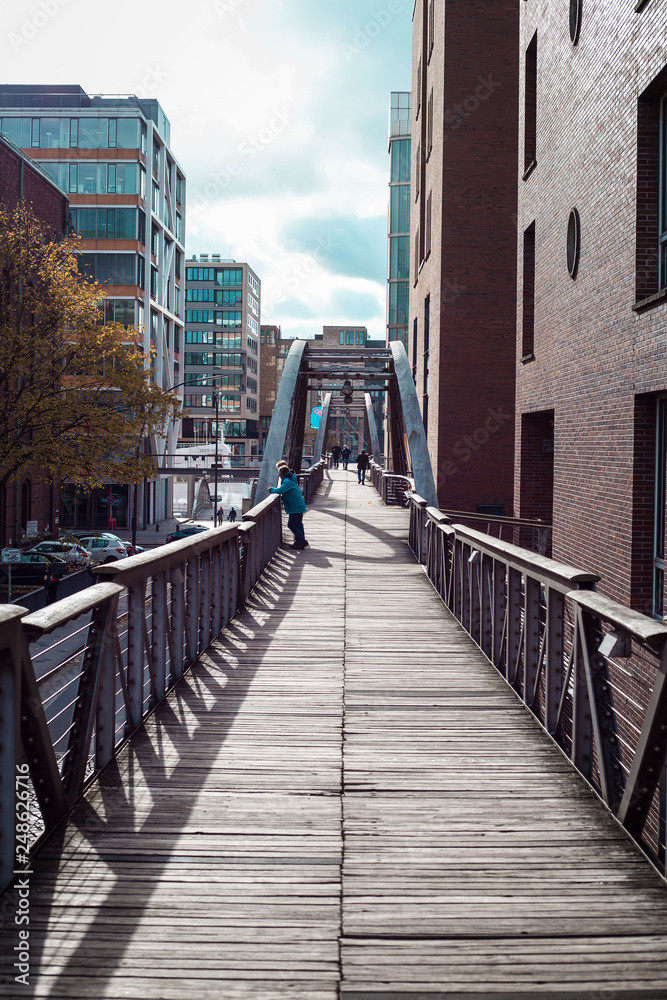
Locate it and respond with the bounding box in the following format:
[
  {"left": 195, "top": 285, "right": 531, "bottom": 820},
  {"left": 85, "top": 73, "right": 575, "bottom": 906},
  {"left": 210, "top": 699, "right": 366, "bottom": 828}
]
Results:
[
  {"left": 515, "top": 0, "right": 667, "bottom": 608},
  {"left": 0, "top": 139, "right": 69, "bottom": 547},
  {"left": 0, "top": 139, "right": 69, "bottom": 235},
  {"left": 411, "top": 0, "right": 519, "bottom": 514}
]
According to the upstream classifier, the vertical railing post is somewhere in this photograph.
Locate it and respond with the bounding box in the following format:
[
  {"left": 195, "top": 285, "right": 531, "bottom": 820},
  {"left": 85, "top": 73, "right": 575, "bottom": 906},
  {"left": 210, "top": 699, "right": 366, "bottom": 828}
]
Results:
[
  {"left": 492, "top": 559, "right": 506, "bottom": 669},
  {"left": 199, "top": 549, "right": 212, "bottom": 652},
  {"left": 170, "top": 562, "right": 185, "bottom": 682},
  {"left": 480, "top": 554, "right": 493, "bottom": 659},
  {"left": 523, "top": 576, "right": 541, "bottom": 710},
  {"left": 151, "top": 570, "right": 168, "bottom": 704},
  {"left": 96, "top": 592, "right": 120, "bottom": 770},
  {"left": 185, "top": 555, "right": 198, "bottom": 667},
  {"left": 506, "top": 566, "right": 522, "bottom": 687},
  {"left": 545, "top": 587, "right": 564, "bottom": 734},
  {"left": 572, "top": 609, "right": 593, "bottom": 780},
  {"left": 126, "top": 582, "right": 145, "bottom": 728}
]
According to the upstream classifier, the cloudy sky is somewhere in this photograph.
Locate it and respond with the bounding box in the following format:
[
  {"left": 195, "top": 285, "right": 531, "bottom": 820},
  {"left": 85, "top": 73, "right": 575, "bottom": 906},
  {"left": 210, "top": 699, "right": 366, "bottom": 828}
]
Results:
[{"left": 3, "top": 0, "right": 412, "bottom": 339}]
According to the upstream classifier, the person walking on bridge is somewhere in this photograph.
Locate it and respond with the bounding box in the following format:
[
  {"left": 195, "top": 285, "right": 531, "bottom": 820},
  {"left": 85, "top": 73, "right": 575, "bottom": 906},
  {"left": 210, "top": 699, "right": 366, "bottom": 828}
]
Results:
[
  {"left": 331, "top": 444, "right": 342, "bottom": 469},
  {"left": 268, "top": 462, "right": 308, "bottom": 549},
  {"left": 341, "top": 445, "right": 351, "bottom": 470},
  {"left": 356, "top": 449, "right": 370, "bottom": 485}
]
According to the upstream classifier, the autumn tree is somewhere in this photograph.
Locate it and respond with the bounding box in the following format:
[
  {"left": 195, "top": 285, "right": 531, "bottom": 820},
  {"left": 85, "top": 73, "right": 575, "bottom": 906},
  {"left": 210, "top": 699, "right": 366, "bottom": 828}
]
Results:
[{"left": 0, "top": 204, "right": 181, "bottom": 491}]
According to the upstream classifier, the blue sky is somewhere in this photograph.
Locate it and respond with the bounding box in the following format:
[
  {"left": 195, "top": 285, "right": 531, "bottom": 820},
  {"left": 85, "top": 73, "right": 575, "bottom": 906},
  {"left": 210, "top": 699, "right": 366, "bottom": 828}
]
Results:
[{"left": 3, "top": 0, "right": 413, "bottom": 339}]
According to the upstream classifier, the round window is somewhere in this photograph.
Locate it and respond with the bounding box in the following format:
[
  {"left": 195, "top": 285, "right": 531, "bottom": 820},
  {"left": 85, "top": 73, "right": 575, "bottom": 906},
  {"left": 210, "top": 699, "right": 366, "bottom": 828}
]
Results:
[
  {"left": 567, "top": 208, "right": 581, "bottom": 279},
  {"left": 569, "top": 0, "right": 582, "bottom": 44}
]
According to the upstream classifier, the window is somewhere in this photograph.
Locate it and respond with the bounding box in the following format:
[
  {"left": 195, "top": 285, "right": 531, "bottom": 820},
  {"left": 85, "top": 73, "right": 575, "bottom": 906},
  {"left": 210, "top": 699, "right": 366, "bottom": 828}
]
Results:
[
  {"left": 346, "top": 332, "right": 354, "bottom": 345},
  {"left": 176, "top": 173, "right": 184, "bottom": 204},
  {"left": 427, "top": 90, "right": 433, "bottom": 157},
  {"left": 216, "top": 288, "right": 242, "bottom": 305},
  {"left": 247, "top": 292, "right": 259, "bottom": 315},
  {"left": 186, "top": 309, "right": 217, "bottom": 323},
  {"left": 660, "top": 96, "right": 667, "bottom": 289},
  {"left": 355, "top": 331, "right": 366, "bottom": 345},
  {"left": 247, "top": 335, "right": 258, "bottom": 354},
  {"left": 137, "top": 256, "right": 145, "bottom": 290},
  {"left": 522, "top": 221, "right": 536, "bottom": 360},
  {"left": 186, "top": 288, "right": 216, "bottom": 302},
  {"left": 416, "top": 56, "right": 422, "bottom": 119},
  {"left": 150, "top": 266, "right": 158, "bottom": 299},
  {"left": 428, "top": 0, "right": 435, "bottom": 59},
  {"left": 248, "top": 271, "right": 260, "bottom": 294},
  {"left": 151, "top": 223, "right": 160, "bottom": 257},
  {"left": 138, "top": 209, "right": 146, "bottom": 245},
  {"left": 391, "top": 185, "right": 410, "bottom": 233},
  {"left": 79, "top": 253, "right": 138, "bottom": 286},
  {"left": 414, "top": 227, "right": 420, "bottom": 285},
  {"left": 339, "top": 332, "right": 345, "bottom": 345},
  {"left": 246, "top": 398, "right": 257, "bottom": 413},
  {"left": 186, "top": 267, "right": 216, "bottom": 281},
  {"left": 653, "top": 398, "right": 667, "bottom": 618},
  {"left": 69, "top": 208, "right": 137, "bottom": 240},
  {"left": 390, "top": 139, "right": 410, "bottom": 182},
  {"left": 524, "top": 32, "right": 537, "bottom": 174},
  {"left": 102, "top": 299, "right": 135, "bottom": 326},
  {"left": 425, "top": 192, "right": 432, "bottom": 259},
  {"left": 152, "top": 182, "right": 160, "bottom": 213},
  {"left": 415, "top": 142, "right": 421, "bottom": 202},
  {"left": 247, "top": 314, "right": 259, "bottom": 337},
  {"left": 412, "top": 316, "right": 418, "bottom": 378},
  {"left": 216, "top": 267, "right": 243, "bottom": 286}
]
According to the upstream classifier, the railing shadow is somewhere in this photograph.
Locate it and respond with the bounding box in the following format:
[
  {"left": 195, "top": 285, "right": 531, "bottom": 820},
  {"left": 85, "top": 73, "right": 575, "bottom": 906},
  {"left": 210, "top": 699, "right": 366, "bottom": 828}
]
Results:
[{"left": 14, "top": 545, "right": 315, "bottom": 994}]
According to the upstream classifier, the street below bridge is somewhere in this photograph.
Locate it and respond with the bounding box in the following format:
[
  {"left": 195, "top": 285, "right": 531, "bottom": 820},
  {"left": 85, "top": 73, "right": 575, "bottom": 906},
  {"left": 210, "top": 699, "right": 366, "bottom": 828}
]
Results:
[{"left": 2, "top": 469, "right": 667, "bottom": 998}]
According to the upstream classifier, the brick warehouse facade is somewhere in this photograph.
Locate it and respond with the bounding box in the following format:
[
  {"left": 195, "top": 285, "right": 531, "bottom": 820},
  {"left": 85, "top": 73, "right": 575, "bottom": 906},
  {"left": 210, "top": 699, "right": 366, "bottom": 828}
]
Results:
[
  {"left": 0, "top": 135, "right": 69, "bottom": 547},
  {"left": 409, "top": 0, "right": 519, "bottom": 513},
  {"left": 515, "top": 0, "right": 667, "bottom": 617}
]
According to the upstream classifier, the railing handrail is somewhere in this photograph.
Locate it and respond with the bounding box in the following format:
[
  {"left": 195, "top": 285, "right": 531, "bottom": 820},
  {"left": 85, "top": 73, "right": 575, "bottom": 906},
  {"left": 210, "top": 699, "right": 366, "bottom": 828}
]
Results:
[
  {"left": 439, "top": 508, "right": 552, "bottom": 531},
  {"left": 448, "top": 520, "right": 599, "bottom": 593},
  {"left": 406, "top": 492, "right": 667, "bottom": 878},
  {"left": 0, "top": 490, "right": 286, "bottom": 890}
]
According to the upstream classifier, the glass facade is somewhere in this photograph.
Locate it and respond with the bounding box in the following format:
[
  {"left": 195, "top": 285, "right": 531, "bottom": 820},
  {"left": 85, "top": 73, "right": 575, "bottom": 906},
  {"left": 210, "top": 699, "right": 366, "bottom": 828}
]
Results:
[
  {"left": 0, "top": 116, "right": 140, "bottom": 150},
  {"left": 37, "top": 161, "right": 143, "bottom": 196},
  {"left": 70, "top": 208, "right": 138, "bottom": 240},
  {"left": 387, "top": 92, "right": 411, "bottom": 349}
]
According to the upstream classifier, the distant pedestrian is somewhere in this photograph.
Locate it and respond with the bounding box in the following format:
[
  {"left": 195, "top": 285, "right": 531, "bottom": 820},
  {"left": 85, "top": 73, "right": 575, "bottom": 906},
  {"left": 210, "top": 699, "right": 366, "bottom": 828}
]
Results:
[
  {"left": 341, "top": 446, "right": 351, "bottom": 470},
  {"left": 356, "top": 449, "right": 370, "bottom": 485},
  {"left": 268, "top": 463, "right": 308, "bottom": 549},
  {"left": 216, "top": 508, "right": 224, "bottom": 526},
  {"left": 44, "top": 572, "right": 60, "bottom": 606},
  {"left": 331, "top": 444, "right": 342, "bottom": 469},
  {"left": 228, "top": 507, "right": 237, "bottom": 523}
]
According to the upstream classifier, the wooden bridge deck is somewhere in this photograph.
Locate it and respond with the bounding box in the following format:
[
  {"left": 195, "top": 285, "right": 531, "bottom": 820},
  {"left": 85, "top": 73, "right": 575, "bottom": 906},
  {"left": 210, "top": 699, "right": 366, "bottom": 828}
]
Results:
[{"left": 2, "top": 470, "right": 667, "bottom": 998}]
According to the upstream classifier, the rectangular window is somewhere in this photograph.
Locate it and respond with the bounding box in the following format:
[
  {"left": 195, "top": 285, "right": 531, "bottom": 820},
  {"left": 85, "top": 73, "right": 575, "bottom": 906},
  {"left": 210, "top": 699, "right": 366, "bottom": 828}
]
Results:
[
  {"left": 415, "top": 142, "right": 421, "bottom": 202},
  {"left": 78, "top": 253, "right": 138, "bottom": 286},
  {"left": 428, "top": 0, "right": 435, "bottom": 59},
  {"left": 427, "top": 90, "right": 433, "bottom": 157},
  {"left": 152, "top": 182, "right": 160, "bottom": 214},
  {"left": 412, "top": 316, "right": 418, "bottom": 375},
  {"left": 137, "top": 256, "right": 145, "bottom": 290},
  {"left": 414, "top": 227, "right": 420, "bottom": 285},
  {"left": 522, "top": 221, "right": 536, "bottom": 359},
  {"left": 425, "top": 191, "right": 432, "bottom": 259},
  {"left": 390, "top": 184, "right": 410, "bottom": 234},
  {"left": 69, "top": 118, "right": 78, "bottom": 148},
  {"left": 390, "top": 236, "right": 410, "bottom": 280},
  {"left": 390, "top": 139, "right": 411, "bottom": 182},
  {"left": 216, "top": 267, "right": 243, "bottom": 286},
  {"left": 339, "top": 332, "right": 345, "bottom": 345},
  {"left": 346, "top": 331, "right": 354, "bottom": 345},
  {"left": 416, "top": 56, "right": 422, "bottom": 119},
  {"left": 150, "top": 266, "right": 158, "bottom": 299},
  {"left": 524, "top": 32, "right": 537, "bottom": 173},
  {"left": 355, "top": 331, "right": 365, "bottom": 345}
]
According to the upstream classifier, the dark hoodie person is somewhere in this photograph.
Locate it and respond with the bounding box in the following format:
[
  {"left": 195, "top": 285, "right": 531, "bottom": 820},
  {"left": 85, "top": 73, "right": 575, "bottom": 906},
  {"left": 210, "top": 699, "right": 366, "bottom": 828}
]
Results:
[{"left": 268, "top": 464, "right": 308, "bottom": 549}]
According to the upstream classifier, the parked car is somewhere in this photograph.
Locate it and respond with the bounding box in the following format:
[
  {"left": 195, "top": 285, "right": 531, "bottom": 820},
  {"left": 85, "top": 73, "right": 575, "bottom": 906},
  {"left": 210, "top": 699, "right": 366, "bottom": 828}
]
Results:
[
  {"left": 67, "top": 530, "right": 143, "bottom": 558},
  {"left": 15, "top": 553, "right": 69, "bottom": 584},
  {"left": 165, "top": 526, "right": 208, "bottom": 544},
  {"left": 26, "top": 541, "right": 92, "bottom": 568},
  {"left": 76, "top": 536, "right": 129, "bottom": 564}
]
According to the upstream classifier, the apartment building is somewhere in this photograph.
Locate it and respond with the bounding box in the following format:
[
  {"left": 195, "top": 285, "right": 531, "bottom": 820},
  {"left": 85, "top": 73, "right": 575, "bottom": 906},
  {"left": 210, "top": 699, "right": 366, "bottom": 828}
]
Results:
[
  {"left": 182, "top": 255, "right": 261, "bottom": 467},
  {"left": 409, "top": 1, "right": 519, "bottom": 513},
  {"left": 0, "top": 84, "right": 186, "bottom": 528}
]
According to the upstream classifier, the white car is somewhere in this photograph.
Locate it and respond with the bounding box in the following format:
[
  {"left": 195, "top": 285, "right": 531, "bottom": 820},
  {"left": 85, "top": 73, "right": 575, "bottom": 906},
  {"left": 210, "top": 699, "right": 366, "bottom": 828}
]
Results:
[
  {"left": 27, "top": 541, "right": 92, "bottom": 567},
  {"left": 77, "top": 536, "right": 129, "bottom": 564}
]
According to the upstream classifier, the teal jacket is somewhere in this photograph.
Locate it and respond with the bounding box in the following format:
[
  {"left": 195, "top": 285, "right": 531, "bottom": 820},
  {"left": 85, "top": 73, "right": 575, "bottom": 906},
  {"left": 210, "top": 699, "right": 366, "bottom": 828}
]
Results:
[{"left": 269, "top": 473, "right": 307, "bottom": 514}]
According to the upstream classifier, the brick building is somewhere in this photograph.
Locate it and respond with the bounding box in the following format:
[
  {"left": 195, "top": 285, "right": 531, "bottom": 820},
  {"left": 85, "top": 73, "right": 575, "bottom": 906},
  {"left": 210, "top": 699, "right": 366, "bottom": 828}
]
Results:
[
  {"left": 0, "top": 134, "right": 69, "bottom": 546},
  {"left": 409, "top": 0, "right": 519, "bottom": 513},
  {"left": 515, "top": 0, "right": 667, "bottom": 616}
]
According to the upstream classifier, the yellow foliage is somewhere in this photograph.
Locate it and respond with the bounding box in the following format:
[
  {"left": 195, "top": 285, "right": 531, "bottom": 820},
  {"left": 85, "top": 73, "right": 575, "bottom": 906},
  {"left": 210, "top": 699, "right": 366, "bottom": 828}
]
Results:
[{"left": 0, "top": 205, "right": 181, "bottom": 489}]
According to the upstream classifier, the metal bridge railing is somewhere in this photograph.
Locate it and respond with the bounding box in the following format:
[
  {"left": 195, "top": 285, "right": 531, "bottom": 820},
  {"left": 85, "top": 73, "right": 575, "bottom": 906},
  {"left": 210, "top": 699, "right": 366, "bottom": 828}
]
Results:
[
  {"left": 297, "top": 460, "right": 327, "bottom": 505},
  {"left": 407, "top": 493, "right": 667, "bottom": 878},
  {"left": 0, "top": 494, "right": 283, "bottom": 889},
  {"left": 369, "top": 460, "right": 413, "bottom": 507}
]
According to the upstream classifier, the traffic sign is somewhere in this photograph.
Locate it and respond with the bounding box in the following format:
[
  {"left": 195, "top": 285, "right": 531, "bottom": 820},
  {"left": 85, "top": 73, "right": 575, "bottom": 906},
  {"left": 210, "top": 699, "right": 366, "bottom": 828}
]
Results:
[{"left": 2, "top": 548, "right": 22, "bottom": 564}]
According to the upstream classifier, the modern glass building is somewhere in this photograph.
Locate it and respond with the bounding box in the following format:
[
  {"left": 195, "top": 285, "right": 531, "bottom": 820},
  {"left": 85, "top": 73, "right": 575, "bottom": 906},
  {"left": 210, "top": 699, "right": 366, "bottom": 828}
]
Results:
[
  {"left": 182, "top": 255, "right": 261, "bottom": 467},
  {"left": 0, "top": 84, "right": 187, "bottom": 528},
  {"left": 387, "top": 92, "right": 411, "bottom": 348}
]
